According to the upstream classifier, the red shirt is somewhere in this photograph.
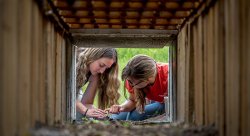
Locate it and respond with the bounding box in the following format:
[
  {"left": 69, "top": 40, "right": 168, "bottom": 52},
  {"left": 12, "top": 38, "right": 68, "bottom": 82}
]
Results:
[{"left": 125, "top": 63, "right": 168, "bottom": 103}]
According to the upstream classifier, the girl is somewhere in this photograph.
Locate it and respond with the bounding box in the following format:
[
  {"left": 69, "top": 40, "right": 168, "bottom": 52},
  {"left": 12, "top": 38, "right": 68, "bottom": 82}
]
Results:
[
  {"left": 76, "top": 48, "right": 120, "bottom": 120},
  {"left": 109, "top": 54, "right": 168, "bottom": 121}
]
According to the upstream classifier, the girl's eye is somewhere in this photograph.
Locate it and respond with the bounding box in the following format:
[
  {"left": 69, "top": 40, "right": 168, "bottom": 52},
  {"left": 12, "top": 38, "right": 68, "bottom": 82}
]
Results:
[{"left": 99, "top": 64, "right": 105, "bottom": 67}]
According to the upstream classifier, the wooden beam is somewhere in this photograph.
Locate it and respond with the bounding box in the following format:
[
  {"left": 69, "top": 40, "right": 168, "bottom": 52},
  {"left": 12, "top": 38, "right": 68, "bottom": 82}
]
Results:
[
  {"left": 73, "top": 35, "right": 175, "bottom": 48},
  {"left": 70, "top": 28, "right": 178, "bottom": 35}
]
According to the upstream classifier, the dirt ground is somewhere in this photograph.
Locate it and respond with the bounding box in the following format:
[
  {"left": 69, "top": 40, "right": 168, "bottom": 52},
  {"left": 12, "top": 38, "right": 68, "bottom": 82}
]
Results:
[{"left": 30, "top": 117, "right": 218, "bottom": 136}]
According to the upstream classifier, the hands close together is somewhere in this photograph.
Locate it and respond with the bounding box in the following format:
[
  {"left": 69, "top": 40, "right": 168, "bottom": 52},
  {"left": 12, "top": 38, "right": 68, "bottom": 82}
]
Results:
[{"left": 85, "top": 105, "right": 124, "bottom": 119}]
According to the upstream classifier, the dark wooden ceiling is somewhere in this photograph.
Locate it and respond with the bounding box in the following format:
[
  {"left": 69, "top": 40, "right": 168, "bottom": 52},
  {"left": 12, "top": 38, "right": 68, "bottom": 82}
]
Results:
[{"left": 52, "top": 0, "right": 202, "bottom": 31}]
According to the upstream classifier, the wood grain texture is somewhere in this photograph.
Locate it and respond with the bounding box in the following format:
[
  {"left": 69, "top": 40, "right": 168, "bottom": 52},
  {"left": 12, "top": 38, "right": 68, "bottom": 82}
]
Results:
[
  {"left": 16, "top": 0, "right": 32, "bottom": 134},
  {"left": 1, "top": 0, "right": 18, "bottom": 135}
]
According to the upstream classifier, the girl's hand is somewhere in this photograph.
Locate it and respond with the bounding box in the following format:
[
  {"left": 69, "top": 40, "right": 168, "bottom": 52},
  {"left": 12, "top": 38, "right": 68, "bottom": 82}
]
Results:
[
  {"left": 86, "top": 108, "right": 107, "bottom": 119},
  {"left": 108, "top": 105, "right": 124, "bottom": 114}
]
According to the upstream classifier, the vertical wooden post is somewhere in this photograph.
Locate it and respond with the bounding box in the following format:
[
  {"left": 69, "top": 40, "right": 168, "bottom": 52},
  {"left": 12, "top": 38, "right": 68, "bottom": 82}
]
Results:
[
  {"left": 206, "top": 5, "right": 216, "bottom": 124},
  {"left": 16, "top": 0, "right": 32, "bottom": 135},
  {"left": 214, "top": 0, "right": 226, "bottom": 135},
  {"left": 0, "top": 0, "right": 3, "bottom": 132},
  {"left": 39, "top": 10, "right": 46, "bottom": 124},
  {"left": 225, "top": 0, "right": 240, "bottom": 135},
  {"left": 30, "top": 0, "right": 40, "bottom": 126},
  {"left": 66, "top": 38, "right": 74, "bottom": 121},
  {"left": 177, "top": 25, "right": 187, "bottom": 123},
  {"left": 0, "top": 0, "right": 19, "bottom": 135},
  {"left": 193, "top": 16, "right": 204, "bottom": 125},
  {"left": 61, "top": 38, "right": 67, "bottom": 121},
  {"left": 45, "top": 21, "right": 56, "bottom": 125},
  {"left": 55, "top": 33, "right": 62, "bottom": 122},
  {"left": 239, "top": 0, "right": 250, "bottom": 136}
]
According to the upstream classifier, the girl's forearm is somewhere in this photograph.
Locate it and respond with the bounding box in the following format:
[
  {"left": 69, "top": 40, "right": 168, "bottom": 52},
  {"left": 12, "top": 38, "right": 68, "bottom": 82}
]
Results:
[
  {"left": 81, "top": 79, "right": 98, "bottom": 104},
  {"left": 120, "top": 99, "right": 136, "bottom": 112},
  {"left": 76, "top": 100, "right": 88, "bottom": 114}
]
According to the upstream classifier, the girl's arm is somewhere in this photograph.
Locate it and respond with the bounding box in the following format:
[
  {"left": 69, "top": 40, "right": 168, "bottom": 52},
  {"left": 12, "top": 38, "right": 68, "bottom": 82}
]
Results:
[
  {"left": 109, "top": 93, "right": 136, "bottom": 113},
  {"left": 81, "top": 74, "right": 99, "bottom": 104},
  {"left": 76, "top": 100, "right": 88, "bottom": 114},
  {"left": 119, "top": 94, "right": 136, "bottom": 112}
]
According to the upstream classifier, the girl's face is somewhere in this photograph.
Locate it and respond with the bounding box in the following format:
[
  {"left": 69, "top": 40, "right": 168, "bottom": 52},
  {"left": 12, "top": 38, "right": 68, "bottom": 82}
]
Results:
[
  {"left": 127, "top": 77, "right": 149, "bottom": 89},
  {"left": 89, "top": 57, "right": 114, "bottom": 75}
]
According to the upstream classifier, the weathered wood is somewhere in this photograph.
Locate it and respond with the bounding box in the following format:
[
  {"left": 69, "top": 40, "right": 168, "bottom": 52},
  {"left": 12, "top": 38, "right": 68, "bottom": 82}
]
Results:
[
  {"left": 193, "top": 16, "right": 204, "bottom": 125},
  {"left": 1, "top": 0, "right": 18, "bottom": 135},
  {"left": 177, "top": 25, "right": 187, "bottom": 123},
  {"left": 214, "top": 1, "right": 225, "bottom": 135},
  {"left": 72, "top": 29, "right": 177, "bottom": 48},
  {"left": 39, "top": 8, "right": 46, "bottom": 124},
  {"left": 30, "top": 1, "right": 40, "bottom": 126},
  {"left": 45, "top": 21, "right": 56, "bottom": 125},
  {"left": 184, "top": 22, "right": 194, "bottom": 123},
  {"left": 65, "top": 38, "right": 74, "bottom": 121},
  {"left": 17, "top": 0, "right": 32, "bottom": 135},
  {"left": 224, "top": 0, "right": 240, "bottom": 135},
  {"left": 202, "top": 2, "right": 216, "bottom": 125},
  {"left": 239, "top": 0, "right": 250, "bottom": 136},
  {"left": 61, "top": 38, "right": 67, "bottom": 121},
  {"left": 0, "top": 0, "right": 3, "bottom": 132},
  {"left": 55, "top": 33, "right": 62, "bottom": 122}
]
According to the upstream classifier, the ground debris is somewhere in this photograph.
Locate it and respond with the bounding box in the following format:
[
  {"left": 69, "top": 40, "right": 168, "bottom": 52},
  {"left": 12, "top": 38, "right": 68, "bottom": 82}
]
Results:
[{"left": 30, "top": 119, "right": 218, "bottom": 136}]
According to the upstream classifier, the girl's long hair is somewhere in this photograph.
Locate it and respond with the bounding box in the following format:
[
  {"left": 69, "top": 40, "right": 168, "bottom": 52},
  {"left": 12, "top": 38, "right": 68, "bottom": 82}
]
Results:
[
  {"left": 121, "top": 55, "right": 156, "bottom": 113},
  {"left": 76, "top": 48, "right": 120, "bottom": 109}
]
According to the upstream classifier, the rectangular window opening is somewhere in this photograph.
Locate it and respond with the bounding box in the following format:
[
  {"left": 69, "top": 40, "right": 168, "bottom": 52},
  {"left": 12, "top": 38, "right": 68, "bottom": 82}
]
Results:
[{"left": 68, "top": 44, "right": 177, "bottom": 124}]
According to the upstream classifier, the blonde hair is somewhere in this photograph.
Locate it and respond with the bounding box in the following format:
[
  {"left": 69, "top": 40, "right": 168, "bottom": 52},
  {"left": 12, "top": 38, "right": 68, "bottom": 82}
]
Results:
[
  {"left": 76, "top": 48, "right": 120, "bottom": 109},
  {"left": 122, "top": 54, "right": 156, "bottom": 113}
]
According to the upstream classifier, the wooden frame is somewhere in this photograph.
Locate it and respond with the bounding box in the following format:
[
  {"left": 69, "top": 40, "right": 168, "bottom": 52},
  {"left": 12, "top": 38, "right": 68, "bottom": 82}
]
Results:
[{"left": 67, "top": 29, "right": 177, "bottom": 122}]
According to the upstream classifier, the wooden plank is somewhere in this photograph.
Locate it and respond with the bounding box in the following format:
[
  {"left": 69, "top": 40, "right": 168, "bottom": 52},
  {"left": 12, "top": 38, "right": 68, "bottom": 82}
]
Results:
[
  {"left": 248, "top": 5, "right": 250, "bottom": 134},
  {"left": 46, "top": 21, "right": 56, "bottom": 125},
  {"left": 177, "top": 25, "right": 186, "bottom": 123},
  {"left": 0, "top": 0, "right": 3, "bottom": 132},
  {"left": 225, "top": 0, "right": 240, "bottom": 135},
  {"left": 203, "top": 12, "right": 209, "bottom": 125},
  {"left": 198, "top": 16, "right": 204, "bottom": 125},
  {"left": 0, "top": 0, "right": 3, "bottom": 133},
  {"left": 214, "top": 1, "right": 226, "bottom": 135},
  {"left": 17, "top": 0, "right": 32, "bottom": 135},
  {"left": 65, "top": 38, "right": 75, "bottom": 121},
  {"left": 193, "top": 16, "right": 204, "bottom": 125},
  {"left": 184, "top": 23, "right": 190, "bottom": 123},
  {"left": 1, "top": 0, "right": 18, "bottom": 135},
  {"left": 55, "top": 33, "right": 62, "bottom": 122},
  {"left": 30, "top": 0, "right": 40, "bottom": 126},
  {"left": 240, "top": 0, "right": 250, "bottom": 136},
  {"left": 61, "top": 38, "right": 67, "bottom": 121},
  {"left": 185, "top": 22, "right": 195, "bottom": 123},
  {"left": 248, "top": 2, "right": 250, "bottom": 135},
  {"left": 206, "top": 4, "right": 215, "bottom": 124},
  {"left": 39, "top": 8, "right": 46, "bottom": 124}
]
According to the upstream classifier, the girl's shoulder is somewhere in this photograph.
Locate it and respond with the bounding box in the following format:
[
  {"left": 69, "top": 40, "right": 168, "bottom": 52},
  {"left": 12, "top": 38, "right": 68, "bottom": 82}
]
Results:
[
  {"left": 156, "top": 63, "right": 168, "bottom": 75},
  {"left": 156, "top": 62, "right": 168, "bottom": 69}
]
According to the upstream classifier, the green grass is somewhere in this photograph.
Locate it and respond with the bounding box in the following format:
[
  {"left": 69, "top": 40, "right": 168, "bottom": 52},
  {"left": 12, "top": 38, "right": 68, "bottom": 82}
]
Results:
[{"left": 81, "top": 47, "right": 169, "bottom": 107}]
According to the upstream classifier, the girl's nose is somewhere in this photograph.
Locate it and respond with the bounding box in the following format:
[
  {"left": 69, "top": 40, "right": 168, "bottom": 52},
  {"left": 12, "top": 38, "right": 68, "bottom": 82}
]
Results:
[{"left": 99, "top": 67, "right": 106, "bottom": 74}]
